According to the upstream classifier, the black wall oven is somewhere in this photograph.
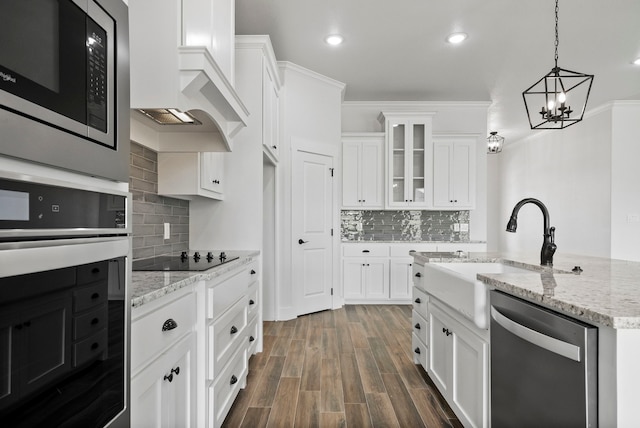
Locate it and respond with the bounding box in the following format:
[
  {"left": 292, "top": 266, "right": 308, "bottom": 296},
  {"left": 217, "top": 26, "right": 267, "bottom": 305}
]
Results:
[
  {"left": 0, "top": 173, "right": 131, "bottom": 427},
  {"left": 0, "top": 0, "right": 130, "bottom": 182}
]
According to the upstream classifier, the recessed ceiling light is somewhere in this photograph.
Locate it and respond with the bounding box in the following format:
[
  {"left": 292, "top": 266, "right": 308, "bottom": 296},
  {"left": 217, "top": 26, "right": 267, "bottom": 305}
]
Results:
[
  {"left": 325, "top": 34, "right": 344, "bottom": 46},
  {"left": 447, "top": 32, "right": 468, "bottom": 44},
  {"left": 633, "top": 57, "right": 640, "bottom": 65}
]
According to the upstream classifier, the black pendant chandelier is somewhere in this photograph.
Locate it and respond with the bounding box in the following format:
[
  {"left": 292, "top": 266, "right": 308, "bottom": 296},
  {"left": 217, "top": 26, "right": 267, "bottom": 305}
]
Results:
[
  {"left": 522, "top": 0, "right": 594, "bottom": 130},
  {"left": 487, "top": 131, "right": 504, "bottom": 154}
]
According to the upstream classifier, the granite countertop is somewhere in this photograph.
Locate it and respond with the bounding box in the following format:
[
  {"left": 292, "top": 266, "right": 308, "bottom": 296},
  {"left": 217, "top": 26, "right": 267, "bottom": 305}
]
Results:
[
  {"left": 131, "top": 250, "right": 260, "bottom": 308},
  {"left": 411, "top": 251, "right": 640, "bottom": 329}
]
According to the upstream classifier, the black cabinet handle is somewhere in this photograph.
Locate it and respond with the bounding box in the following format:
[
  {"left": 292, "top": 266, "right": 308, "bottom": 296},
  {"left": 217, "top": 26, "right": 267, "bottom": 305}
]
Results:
[
  {"left": 91, "top": 317, "right": 99, "bottom": 325},
  {"left": 164, "top": 373, "right": 173, "bottom": 382},
  {"left": 91, "top": 292, "right": 100, "bottom": 299},
  {"left": 162, "top": 319, "right": 178, "bottom": 332},
  {"left": 414, "top": 347, "right": 421, "bottom": 355},
  {"left": 249, "top": 299, "right": 255, "bottom": 305},
  {"left": 415, "top": 272, "right": 422, "bottom": 278},
  {"left": 230, "top": 326, "right": 238, "bottom": 334},
  {"left": 414, "top": 323, "right": 421, "bottom": 330},
  {"left": 230, "top": 375, "right": 238, "bottom": 385},
  {"left": 414, "top": 298, "right": 421, "bottom": 304},
  {"left": 171, "top": 367, "right": 180, "bottom": 376},
  {"left": 272, "top": 145, "right": 277, "bottom": 149},
  {"left": 91, "top": 267, "right": 100, "bottom": 274},
  {"left": 91, "top": 342, "right": 99, "bottom": 350},
  {"left": 362, "top": 250, "right": 370, "bottom": 253},
  {"left": 249, "top": 335, "right": 255, "bottom": 342},
  {"left": 442, "top": 328, "right": 452, "bottom": 336},
  {"left": 250, "top": 269, "right": 257, "bottom": 275}
]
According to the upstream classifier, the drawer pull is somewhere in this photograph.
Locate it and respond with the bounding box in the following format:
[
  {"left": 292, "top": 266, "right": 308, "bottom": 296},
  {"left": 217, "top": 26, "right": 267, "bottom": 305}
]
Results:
[
  {"left": 171, "top": 367, "right": 180, "bottom": 376},
  {"left": 91, "top": 342, "right": 99, "bottom": 350},
  {"left": 91, "top": 292, "right": 100, "bottom": 299},
  {"left": 230, "top": 375, "right": 238, "bottom": 385},
  {"left": 91, "top": 317, "right": 99, "bottom": 325},
  {"left": 162, "top": 319, "right": 178, "bottom": 332},
  {"left": 415, "top": 272, "right": 422, "bottom": 278},
  {"left": 250, "top": 269, "right": 257, "bottom": 275},
  {"left": 414, "top": 323, "right": 421, "bottom": 330},
  {"left": 414, "top": 298, "right": 421, "bottom": 304},
  {"left": 91, "top": 267, "right": 100, "bottom": 274},
  {"left": 230, "top": 326, "right": 238, "bottom": 334},
  {"left": 249, "top": 299, "right": 255, "bottom": 305},
  {"left": 362, "top": 250, "right": 370, "bottom": 253},
  {"left": 164, "top": 373, "right": 173, "bottom": 383},
  {"left": 442, "top": 328, "right": 452, "bottom": 336},
  {"left": 414, "top": 347, "right": 421, "bottom": 355},
  {"left": 249, "top": 335, "right": 255, "bottom": 342}
]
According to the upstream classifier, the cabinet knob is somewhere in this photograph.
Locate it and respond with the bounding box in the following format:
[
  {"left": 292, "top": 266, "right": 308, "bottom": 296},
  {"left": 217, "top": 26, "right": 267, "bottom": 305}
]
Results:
[
  {"left": 249, "top": 335, "right": 255, "bottom": 342},
  {"left": 272, "top": 145, "right": 277, "bottom": 149},
  {"left": 414, "top": 347, "right": 421, "bottom": 355},
  {"left": 91, "top": 317, "right": 100, "bottom": 325},
  {"left": 414, "top": 298, "right": 421, "bottom": 304},
  {"left": 162, "top": 318, "right": 178, "bottom": 332},
  {"left": 414, "top": 323, "right": 421, "bottom": 330},
  {"left": 230, "top": 325, "right": 238, "bottom": 335},
  {"left": 249, "top": 299, "right": 255, "bottom": 305},
  {"left": 171, "top": 367, "right": 180, "bottom": 376},
  {"left": 91, "top": 292, "right": 100, "bottom": 299},
  {"left": 415, "top": 272, "right": 422, "bottom": 278},
  {"left": 250, "top": 269, "right": 257, "bottom": 275},
  {"left": 91, "top": 267, "right": 101, "bottom": 274},
  {"left": 230, "top": 375, "right": 238, "bottom": 385}
]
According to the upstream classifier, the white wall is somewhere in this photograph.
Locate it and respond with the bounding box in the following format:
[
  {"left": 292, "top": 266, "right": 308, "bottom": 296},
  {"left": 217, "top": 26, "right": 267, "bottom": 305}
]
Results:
[
  {"left": 277, "top": 62, "right": 345, "bottom": 320},
  {"left": 493, "top": 105, "right": 617, "bottom": 259},
  {"left": 341, "top": 101, "right": 490, "bottom": 242},
  {"left": 610, "top": 102, "right": 640, "bottom": 261}
]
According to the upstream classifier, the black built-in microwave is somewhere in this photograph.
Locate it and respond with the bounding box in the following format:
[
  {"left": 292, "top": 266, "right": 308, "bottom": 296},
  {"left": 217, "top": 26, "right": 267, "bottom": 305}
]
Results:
[{"left": 0, "top": 0, "right": 130, "bottom": 183}]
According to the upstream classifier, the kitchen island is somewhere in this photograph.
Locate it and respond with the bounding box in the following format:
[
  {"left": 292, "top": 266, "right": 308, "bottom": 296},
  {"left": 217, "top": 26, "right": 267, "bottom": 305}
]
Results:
[{"left": 411, "top": 251, "right": 640, "bottom": 428}]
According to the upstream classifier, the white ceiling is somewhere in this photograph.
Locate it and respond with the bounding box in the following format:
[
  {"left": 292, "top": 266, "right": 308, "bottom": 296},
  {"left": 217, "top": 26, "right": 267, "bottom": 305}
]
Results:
[{"left": 236, "top": 0, "right": 640, "bottom": 143}]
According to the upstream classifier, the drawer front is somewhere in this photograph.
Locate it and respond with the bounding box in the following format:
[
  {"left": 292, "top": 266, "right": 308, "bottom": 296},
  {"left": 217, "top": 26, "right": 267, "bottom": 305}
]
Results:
[
  {"left": 73, "top": 305, "right": 107, "bottom": 340},
  {"left": 73, "top": 282, "right": 108, "bottom": 313},
  {"left": 412, "top": 263, "right": 424, "bottom": 289},
  {"left": 247, "top": 315, "right": 259, "bottom": 357},
  {"left": 210, "top": 346, "right": 247, "bottom": 428},
  {"left": 77, "top": 261, "right": 109, "bottom": 285},
  {"left": 73, "top": 329, "right": 107, "bottom": 367},
  {"left": 207, "top": 261, "right": 258, "bottom": 319},
  {"left": 208, "top": 297, "right": 247, "bottom": 378},
  {"left": 412, "top": 310, "right": 428, "bottom": 348},
  {"left": 412, "top": 286, "right": 429, "bottom": 318},
  {"left": 247, "top": 284, "right": 258, "bottom": 319},
  {"left": 343, "top": 244, "right": 389, "bottom": 257},
  {"left": 131, "top": 292, "right": 195, "bottom": 372},
  {"left": 412, "top": 332, "right": 428, "bottom": 369}
]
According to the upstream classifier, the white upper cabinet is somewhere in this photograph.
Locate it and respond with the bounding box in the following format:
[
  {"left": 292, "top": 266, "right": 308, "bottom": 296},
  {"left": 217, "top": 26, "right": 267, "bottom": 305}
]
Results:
[
  {"left": 262, "top": 61, "right": 281, "bottom": 161},
  {"left": 342, "top": 133, "right": 384, "bottom": 209},
  {"left": 379, "top": 112, "right": 435, "bottom": 209},
  {"left": 432, "top": 135, "right": 477, "bottom": 209},
  {"left": 158, "top": 152, "right": 225, "bottom": 200}
]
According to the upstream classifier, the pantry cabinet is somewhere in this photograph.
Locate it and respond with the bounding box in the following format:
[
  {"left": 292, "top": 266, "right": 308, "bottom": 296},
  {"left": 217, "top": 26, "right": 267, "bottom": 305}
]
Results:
[
  {"left": 263, "top": 64, "right": 280, "bottom": 161},
  {"left": 341, "top": 133, "right": 384, "bottom": 208},
  {"left": 432, "top": 135, "right": 477, "bottom": 209},
  {"left": 378, "top": 112, "right": 435, "bottom": 209},
  {"left": 158, "top": 152, "right": 225, "bottom": 200}
]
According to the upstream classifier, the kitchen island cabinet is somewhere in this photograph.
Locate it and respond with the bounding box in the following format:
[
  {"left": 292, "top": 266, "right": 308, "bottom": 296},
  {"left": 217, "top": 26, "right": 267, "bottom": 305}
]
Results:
[{"left": 411, "top": 250, "right": 640, "bottom": 428}]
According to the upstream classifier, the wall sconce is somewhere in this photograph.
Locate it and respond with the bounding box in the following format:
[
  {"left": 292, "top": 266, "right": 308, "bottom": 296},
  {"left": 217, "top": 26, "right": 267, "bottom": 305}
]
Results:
[{"left": 487, "top": 131, "right": 504, "bottom": 154}]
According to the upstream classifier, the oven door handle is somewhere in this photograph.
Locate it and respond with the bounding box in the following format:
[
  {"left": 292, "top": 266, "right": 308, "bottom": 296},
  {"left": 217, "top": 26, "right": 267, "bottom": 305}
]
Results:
[{"left": 490, "top": 306, "right": 581, "bottom": 362}]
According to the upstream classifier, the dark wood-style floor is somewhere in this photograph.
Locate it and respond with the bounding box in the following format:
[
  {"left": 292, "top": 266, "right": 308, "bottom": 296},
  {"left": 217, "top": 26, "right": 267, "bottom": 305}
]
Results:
[{"left": 222, "top": 305, "right": 462, "bottom": 427}]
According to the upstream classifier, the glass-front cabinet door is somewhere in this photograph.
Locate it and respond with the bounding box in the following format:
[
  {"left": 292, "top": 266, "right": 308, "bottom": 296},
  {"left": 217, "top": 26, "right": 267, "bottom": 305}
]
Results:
[{"left": 381, "top": 112, "right": 434, "bottom": 208}]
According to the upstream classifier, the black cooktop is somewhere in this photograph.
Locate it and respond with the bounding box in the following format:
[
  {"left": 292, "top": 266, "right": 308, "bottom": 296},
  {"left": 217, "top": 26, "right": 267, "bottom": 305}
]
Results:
[{"left": 132, "top": 252, "right": 238, "bottom": 272}]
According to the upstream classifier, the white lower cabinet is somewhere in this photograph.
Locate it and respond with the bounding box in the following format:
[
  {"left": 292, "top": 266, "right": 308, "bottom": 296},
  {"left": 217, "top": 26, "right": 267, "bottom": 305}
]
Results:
[
  {"left": 343, "top": 257, "right": 389, "bottom": 301},
  {"left": 428, "top": 299, "right": 488, "bottom": 428},
  {"left": 131, "top": 256, "right": 261, "bottom": 428},
  {"left": 131, "top": 287, "right": 197, "bottom": 428}
]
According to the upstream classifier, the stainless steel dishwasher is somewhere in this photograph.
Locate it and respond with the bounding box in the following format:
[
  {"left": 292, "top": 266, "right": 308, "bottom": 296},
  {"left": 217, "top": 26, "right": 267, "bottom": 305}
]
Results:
[{"left": 490, "top": 290, "right": 598, "bottom": 427}]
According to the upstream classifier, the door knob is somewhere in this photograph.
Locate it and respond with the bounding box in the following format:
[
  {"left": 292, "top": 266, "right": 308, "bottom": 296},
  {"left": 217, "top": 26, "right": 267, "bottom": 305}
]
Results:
[{"left": 298, "top": 239, "right": 308, "bottom": 245}]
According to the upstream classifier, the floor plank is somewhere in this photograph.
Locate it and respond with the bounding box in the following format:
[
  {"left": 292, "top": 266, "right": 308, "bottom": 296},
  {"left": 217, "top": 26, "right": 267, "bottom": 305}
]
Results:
[{"left": 224, "top": 305, "right": 461, "bottom": 427}]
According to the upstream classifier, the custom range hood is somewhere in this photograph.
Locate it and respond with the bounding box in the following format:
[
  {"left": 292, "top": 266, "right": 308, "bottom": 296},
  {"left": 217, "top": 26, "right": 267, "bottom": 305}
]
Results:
[{"left": 128, "top": 0, "right": 249, "bottom": 152}]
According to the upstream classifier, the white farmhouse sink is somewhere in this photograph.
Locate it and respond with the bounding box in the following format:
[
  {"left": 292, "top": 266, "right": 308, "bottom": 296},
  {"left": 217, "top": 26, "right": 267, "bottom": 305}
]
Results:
[{"left": 423, "top": 262, "right": 535, "bottom": 329}]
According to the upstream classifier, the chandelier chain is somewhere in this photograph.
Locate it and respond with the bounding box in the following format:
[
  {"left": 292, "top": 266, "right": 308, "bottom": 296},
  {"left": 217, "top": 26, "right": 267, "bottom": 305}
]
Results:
[{"left": 554, "top": 0, "right": 559, "bottom": 67}]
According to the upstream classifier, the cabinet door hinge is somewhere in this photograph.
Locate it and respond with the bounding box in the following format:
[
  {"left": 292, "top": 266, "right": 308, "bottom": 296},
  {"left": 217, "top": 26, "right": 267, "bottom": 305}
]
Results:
[{"left": 330, "top": 167, "right": 334, "bottom": 177}]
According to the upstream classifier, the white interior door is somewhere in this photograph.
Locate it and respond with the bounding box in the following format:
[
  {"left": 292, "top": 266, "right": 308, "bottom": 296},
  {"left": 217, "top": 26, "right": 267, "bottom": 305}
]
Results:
[{"left": 292, "top": 149, "right": 334, "bottom": 315}]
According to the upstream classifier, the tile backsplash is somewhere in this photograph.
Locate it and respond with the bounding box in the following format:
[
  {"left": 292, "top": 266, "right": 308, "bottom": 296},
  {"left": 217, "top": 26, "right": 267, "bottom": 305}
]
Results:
[
  {"left": 341, "top": 210, "right": 470, "bottom": 242},
  {"left": 130, "top": 142, "right": 189, "bottom": 260}
]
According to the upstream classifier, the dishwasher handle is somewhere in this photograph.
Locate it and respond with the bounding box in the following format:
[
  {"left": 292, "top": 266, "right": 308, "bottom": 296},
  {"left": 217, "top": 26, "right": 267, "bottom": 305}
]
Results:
[{"left": 490, "top": 306, "right": 581, "bottom": 362}]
